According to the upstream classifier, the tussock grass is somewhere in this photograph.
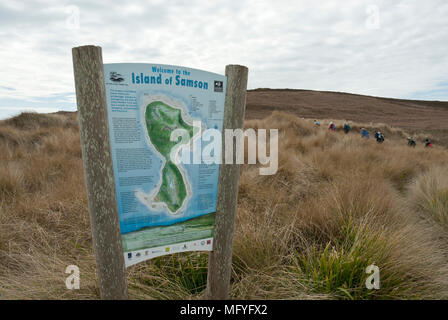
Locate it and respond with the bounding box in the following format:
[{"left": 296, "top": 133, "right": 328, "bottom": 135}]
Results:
[
  {"left": 408, "top": 166, "right": 448, "bottom": 228},
  {"left": 1, "top": 111, "right": 448, "bottom": 299},
  {"left": 2, "top": 112, "right": 77, "bottom": 130}
]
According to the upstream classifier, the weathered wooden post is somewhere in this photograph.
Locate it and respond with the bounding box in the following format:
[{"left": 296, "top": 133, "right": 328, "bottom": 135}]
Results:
[
  {"left": 206, "top": 65, "right": 248, "bottom": 299},
  {"left": 72, "top": 45, "right": 128, "bottom": 300}
]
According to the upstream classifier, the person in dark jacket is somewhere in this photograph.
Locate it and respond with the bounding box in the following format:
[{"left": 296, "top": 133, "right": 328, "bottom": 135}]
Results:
[
  {"left": 407, "top": 137, "right": 416, "bottom": 148},
  {"left": 375, "top": 131, "right": 384, "bottom": 143},
  {"left": 343, "top": 121, "right": 351, "bottom": 134}
]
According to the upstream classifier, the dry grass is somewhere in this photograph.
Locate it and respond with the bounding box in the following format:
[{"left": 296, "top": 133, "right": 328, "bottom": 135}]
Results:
[
  {"left": 1, "top": 111, "right": 448, "bottom": 299},
  {"left": 408, "top": 167, "right": 448, "bottom": 229}
]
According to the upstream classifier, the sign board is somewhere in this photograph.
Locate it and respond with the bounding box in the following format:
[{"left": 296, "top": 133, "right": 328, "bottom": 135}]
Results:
[
  {"left": 73, "top": 45, "right": 247, "bottom": 299},
  {"left": 103, "top": 63, "right": 227, "bottom": 267}
]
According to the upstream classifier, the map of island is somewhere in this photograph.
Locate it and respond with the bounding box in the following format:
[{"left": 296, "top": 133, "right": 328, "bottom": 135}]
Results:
[{"left": 139, "top": 100, "right": 198, "bottom": 214}]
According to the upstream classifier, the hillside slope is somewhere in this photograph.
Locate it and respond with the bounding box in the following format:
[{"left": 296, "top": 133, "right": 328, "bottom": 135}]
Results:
[{"left": 246, "top": 89, "right": 448, "bottom": 146}]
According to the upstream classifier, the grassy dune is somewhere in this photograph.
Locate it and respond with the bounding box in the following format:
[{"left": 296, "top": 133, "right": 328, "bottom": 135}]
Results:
[{"left": 0, "top": 111, "right": 448, "bottom": 299}]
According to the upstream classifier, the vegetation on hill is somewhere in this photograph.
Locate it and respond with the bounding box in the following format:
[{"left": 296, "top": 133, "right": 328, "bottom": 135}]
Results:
[
  {"left": 0, "top": 111, "right": 447, "bottom": 299},
  {"left": 245, "top": 89, "right": 448, "bottom": 147}
]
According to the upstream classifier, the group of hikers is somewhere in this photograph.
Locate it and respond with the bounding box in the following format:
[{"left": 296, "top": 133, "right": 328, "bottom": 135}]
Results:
[
  {"left": 314, "top": 119, "right": 433, "bottom": 148},
  {"left": 406, "top": 137, "right": 433, "bottom": 148}
]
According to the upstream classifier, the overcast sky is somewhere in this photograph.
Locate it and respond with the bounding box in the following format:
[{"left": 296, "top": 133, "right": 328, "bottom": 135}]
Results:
[{"left": 0, "top": 0, "right": 447, "bottom": 119}]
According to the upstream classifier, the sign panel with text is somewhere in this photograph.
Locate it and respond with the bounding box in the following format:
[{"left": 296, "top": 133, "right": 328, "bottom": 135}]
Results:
[{"left": 104, "top": 63, "right": 226, "bottom": 267}]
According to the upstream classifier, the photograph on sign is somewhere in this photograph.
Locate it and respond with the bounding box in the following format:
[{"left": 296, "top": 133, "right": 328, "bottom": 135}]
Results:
[{"left": 104, "top": 63, "right": 226, "bottom": 267}]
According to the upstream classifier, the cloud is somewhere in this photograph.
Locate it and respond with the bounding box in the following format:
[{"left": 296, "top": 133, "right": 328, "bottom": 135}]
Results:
[{"left": 0, "top": 0, "right": 447, "bottom": 118}]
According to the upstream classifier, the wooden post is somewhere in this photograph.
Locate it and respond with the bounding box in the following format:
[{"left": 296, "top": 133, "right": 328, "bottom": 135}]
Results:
[
  {"left": 72, "top": 45, "right": 128, "bottom": 300},
  {"left": 206, "top": 65, "right": 248, "bottom": 299}
]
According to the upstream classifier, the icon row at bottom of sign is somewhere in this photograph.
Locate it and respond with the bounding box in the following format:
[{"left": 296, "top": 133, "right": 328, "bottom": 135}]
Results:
[{"left": 126, "top": 238, "right": 213, "bottom": 262}]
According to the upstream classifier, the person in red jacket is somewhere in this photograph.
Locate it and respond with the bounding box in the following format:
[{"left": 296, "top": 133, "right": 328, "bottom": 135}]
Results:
[{"left": 329, "top": 121, "right": 336, "bottom": 131}]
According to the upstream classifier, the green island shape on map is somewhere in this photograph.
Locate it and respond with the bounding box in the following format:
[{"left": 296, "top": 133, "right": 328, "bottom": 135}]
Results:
[{"left": 145, "top": 100, "right": 197, "bottom": 213}]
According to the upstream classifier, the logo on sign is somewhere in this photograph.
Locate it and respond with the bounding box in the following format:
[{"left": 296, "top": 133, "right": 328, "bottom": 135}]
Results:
[
  {"left": 110, "top": 71, "right": 124, "bottom": 83},
  {"left": 214, "top": 80, "right": 223, "bottom": 92}
]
